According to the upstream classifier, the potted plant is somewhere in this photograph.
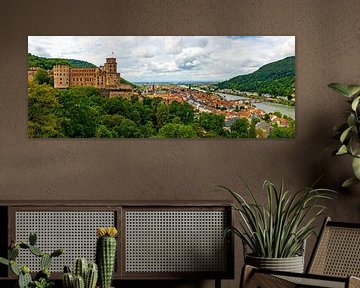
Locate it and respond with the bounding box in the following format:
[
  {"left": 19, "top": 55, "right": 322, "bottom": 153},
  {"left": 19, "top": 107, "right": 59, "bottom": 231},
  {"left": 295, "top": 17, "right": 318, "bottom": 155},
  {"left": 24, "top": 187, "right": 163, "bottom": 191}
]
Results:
[
  {"left": 221, "top": 179, "right": 334, "bottom": 273},
  {"left": 328, "top": 83, "right": 360, "bottom": 187},
  {"left": 0, "top": 232, "right": 63, "bottom": 288}
]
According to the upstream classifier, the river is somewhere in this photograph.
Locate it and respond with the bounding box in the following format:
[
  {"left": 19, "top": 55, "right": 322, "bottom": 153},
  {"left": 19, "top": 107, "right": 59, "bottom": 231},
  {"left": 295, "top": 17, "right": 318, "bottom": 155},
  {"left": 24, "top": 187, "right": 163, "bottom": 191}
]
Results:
[{"left": 217, "top": 92, "right": 296, "bottom": 119}]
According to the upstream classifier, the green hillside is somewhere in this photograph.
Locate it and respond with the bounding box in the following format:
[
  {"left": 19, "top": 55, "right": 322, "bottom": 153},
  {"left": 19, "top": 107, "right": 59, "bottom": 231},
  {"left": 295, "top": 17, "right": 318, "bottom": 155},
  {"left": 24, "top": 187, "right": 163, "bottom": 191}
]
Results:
[
  {"left": 217, "top": 56, "right": 295, "bottom": 96},
  {"left": 28, "top": 53, "right": 97, "bottom": 69}
]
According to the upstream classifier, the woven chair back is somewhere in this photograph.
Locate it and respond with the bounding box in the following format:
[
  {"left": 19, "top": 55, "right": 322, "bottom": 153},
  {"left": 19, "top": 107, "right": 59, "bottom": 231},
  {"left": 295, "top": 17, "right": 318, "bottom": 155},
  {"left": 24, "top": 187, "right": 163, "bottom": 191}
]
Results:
[{"left": 308, "top": 219, "right": 360, "bottom": 278}]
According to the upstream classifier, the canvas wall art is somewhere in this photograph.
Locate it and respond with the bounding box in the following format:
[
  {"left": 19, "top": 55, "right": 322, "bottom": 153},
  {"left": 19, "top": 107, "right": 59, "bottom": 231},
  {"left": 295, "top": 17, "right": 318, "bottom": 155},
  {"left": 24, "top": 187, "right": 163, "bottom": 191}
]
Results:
[{"left": 28, "top": 36, "right": 295, "bottom": 138}]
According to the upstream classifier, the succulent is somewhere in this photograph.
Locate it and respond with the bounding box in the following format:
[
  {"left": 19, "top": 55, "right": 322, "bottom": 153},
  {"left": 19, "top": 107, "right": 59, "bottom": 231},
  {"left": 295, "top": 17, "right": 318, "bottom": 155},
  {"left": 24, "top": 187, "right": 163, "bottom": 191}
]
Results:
[
  {"left": 19, "top": 269, "right": 32, "bottom": 288},
  {"left": 96, "top": 227, "right": 118, "bottom": 288},
  {"left": 63, "top": 259, "right": 98, "bottom": 288},
  {"left": 74, "top": 258, "right": 87, "bottom": 280},
  {"left": 73, "top": 275, "right": 85, "bottom": 288},
  {"left": 85, "top": 262, "right": 98, "bottom": 288},
  {"left": 0, "top": 232, "right": 63, "bottom": 288}
]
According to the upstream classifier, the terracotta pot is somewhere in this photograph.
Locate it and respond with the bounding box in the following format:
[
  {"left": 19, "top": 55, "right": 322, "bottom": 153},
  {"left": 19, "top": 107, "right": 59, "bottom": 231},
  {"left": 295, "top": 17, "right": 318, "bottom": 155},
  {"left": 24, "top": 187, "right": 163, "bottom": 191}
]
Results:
[{"left": 245, "top": 254, "right": 304, "bottom": 273}]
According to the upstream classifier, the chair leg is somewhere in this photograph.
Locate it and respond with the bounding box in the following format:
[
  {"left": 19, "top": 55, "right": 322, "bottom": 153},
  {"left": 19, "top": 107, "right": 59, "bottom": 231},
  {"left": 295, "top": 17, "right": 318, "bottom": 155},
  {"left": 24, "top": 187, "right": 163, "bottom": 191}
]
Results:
[{"left": 240, "top": 265, "right": 255, "bottom": 288}]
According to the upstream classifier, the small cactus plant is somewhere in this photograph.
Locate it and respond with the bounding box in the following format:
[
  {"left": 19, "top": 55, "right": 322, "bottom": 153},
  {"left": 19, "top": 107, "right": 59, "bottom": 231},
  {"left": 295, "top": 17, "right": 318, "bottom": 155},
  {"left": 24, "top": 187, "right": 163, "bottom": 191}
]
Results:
[
  {"left": 0, "top": 232, "right": 63, "bottom": 288},
  {"left": 62, "top": 259, "right": 98, "bottom": 288},
  {"left": 96, "top": 227, "right": 118, "bottom": 288}
]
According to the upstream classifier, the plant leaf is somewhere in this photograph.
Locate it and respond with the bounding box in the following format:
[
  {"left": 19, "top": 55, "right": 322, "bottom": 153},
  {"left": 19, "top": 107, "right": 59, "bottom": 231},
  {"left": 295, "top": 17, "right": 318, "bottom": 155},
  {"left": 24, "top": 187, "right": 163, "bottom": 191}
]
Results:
[
  {"left": 347, "top": 114, "right": 356, "bottom": 128},
  {"left": 0, "top": 257, "right": 9, "bottom": 266},
  {"left": 340, "top": 126, "right": 353, "bottom": 143},
  {"left": 352, "top": 157, "right": 360, "bottom": 179},
  {"left": 328, "top": 83, "right": 352, "bottom": 97},
  {"left": 347, "top": 85, "right": 360, "bottom": 97},
  {"left": 351, "top": 96, "right": 360, "bottom": 111},
  {"left": 336, "top": 145, "right": 348, "bottom": 155},
  {"left": 342, "top": 177, "right": 360, "bottom": 188}
]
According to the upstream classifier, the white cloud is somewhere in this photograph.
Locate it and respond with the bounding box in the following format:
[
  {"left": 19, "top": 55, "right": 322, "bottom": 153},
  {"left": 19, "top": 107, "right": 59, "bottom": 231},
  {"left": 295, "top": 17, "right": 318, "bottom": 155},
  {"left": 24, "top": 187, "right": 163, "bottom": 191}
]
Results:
[{"left": 28, "top": 36, "right": 295, "bottom": 82}]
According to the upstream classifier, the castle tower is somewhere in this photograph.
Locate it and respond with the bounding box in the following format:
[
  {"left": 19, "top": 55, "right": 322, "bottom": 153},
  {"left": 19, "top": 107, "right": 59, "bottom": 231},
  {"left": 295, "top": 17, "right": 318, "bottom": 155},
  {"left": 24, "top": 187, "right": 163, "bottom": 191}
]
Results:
[
  {"left": 53, "top": 65, "right": 70, "bottom": 88},
  {"left": 104, "top": 56, "right": 121, "bottom": 88},
  {"left": 104, "top": 57, "right": 117, "bottom": 74}
]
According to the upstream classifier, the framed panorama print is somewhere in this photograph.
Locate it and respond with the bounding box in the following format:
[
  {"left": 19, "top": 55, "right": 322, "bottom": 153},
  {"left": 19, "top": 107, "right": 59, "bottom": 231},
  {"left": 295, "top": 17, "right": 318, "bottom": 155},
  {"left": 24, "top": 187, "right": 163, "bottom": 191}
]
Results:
[{"left": 28, "top": 36, "right": 295, "bottom": 139}]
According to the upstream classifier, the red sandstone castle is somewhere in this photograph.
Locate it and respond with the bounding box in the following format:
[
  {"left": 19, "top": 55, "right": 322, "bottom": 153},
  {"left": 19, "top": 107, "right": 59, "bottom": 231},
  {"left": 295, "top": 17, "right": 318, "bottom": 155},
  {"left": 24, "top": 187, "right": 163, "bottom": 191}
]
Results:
[
  {"left": 29, "top": 56, "right": 133, "bottom": 97},
  {"left": 53, "top": 57, "right": 122, "bottom": 89}
]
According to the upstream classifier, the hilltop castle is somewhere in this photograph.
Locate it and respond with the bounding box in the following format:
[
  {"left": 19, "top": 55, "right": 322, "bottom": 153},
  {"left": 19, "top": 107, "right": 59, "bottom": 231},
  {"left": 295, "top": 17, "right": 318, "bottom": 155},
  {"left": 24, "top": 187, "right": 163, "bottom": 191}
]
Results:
[
  {"left": 29, "top": 56, "right": 133, "bottom": 98},
  {"left": 53, "top": 57, "right": 123, "bottom": 89}
]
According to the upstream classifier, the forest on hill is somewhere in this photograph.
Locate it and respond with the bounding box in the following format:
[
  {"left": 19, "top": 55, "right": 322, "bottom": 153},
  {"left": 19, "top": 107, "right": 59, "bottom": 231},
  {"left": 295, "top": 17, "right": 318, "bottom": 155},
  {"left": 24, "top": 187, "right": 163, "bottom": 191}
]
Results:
[
  {"left": 217, "top": 56, "right": 295, "bottom": 96},
  {"left": 28, "top": 53, "right": 97, "bottom": 70},
  {"left": 28, "top": 82, "right": 294, "bottom": 139}
]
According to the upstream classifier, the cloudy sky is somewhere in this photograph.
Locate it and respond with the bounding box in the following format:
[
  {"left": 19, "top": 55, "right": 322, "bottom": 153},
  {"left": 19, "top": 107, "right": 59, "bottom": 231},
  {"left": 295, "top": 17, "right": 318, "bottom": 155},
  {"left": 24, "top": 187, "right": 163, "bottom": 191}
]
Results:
[{"left": 28, "top": 36, "right": 295, "bottom": 83}]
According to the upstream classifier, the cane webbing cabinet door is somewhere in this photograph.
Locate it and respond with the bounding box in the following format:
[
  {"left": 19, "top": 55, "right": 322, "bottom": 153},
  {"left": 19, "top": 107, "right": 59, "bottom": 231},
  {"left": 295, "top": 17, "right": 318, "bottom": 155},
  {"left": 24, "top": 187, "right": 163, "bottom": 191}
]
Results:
[
  {"left": 0, "top": 201, "right": 234, "bottom": 283},
  {"left": 8, "top": 205, "right": 120, "bottom": 278},
  {"left": 122, "top": 205, "right": 233, "bottom": 279}
]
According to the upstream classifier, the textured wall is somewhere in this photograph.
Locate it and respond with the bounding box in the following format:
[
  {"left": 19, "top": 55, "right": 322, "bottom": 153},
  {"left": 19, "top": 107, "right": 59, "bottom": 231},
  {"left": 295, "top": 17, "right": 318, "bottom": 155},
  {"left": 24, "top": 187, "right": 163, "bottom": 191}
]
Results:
[{"left": 1, "top": 0, "right": 360, "bottom": 287}]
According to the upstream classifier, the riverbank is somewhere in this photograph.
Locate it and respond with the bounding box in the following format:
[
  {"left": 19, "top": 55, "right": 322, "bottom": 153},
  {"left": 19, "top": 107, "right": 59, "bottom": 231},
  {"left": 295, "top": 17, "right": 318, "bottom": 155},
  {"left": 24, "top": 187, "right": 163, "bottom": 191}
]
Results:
[{"left": 217, "top": 92, "right": 296, "bottom": 119}]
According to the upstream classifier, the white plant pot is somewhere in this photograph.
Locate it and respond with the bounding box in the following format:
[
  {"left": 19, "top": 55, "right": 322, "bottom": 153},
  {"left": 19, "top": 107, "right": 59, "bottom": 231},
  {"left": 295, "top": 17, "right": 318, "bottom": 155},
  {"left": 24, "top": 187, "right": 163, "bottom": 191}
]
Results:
[{"left": 245, "top": 254, "right": 305, "bottom": 273}]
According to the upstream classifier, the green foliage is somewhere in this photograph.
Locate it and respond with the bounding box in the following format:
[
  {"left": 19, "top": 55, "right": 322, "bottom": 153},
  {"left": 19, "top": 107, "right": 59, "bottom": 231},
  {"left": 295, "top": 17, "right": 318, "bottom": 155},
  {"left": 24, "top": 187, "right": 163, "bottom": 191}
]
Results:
[
  {"left": 230, "top": 118, "right": 249, "bottom": 138},
  {"left": 199, "top": 113, "right": 225, "bottom": 136},
  {"left": 28, "top": 82, "right": 63, "bottom": 138},
  {"left": 328, "top": 83, "right": 360, "bottom": 187},
  {"left": 32, "top": 278, "right": 54, "bottom": 288},
  {"left": 220, "top": 179, "right": 335, "bottom": 258},
  {"left": 268, "top": 121, "right": 295, "bottom": 138},
  {"left": 169, "top": 101, "right": 195, "bottom": 124},
  {"left": 28, "top": 84, "right": 293, "bottom": 138},
  {"left": 28, "top": 53, "right": 96, "bottom": 70},
  {"left": 158, "top": 123, "right": 197, "bottom": 138},
  {"left": 33, "top": 68, "right": 53, "bottom": 86},
  {"left": 59, "top": 88, "right": 103, "bottom": 138},
  {"left": 218, "top": 56, "right": 295, "bottom": 96}
]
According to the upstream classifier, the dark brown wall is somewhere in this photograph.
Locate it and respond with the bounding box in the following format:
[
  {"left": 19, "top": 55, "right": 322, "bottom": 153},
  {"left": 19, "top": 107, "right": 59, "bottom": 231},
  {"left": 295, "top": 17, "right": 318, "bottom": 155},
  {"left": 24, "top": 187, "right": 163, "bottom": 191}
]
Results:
[{"left": 1, "top": 0, "right": 360, "bottom": 287}]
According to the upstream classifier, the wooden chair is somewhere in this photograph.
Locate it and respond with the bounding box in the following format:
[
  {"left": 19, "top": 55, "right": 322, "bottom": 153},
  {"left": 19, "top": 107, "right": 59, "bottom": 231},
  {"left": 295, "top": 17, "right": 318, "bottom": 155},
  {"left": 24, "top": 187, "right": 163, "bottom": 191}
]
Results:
[{"left": 241, "top": 217, "right": 360, "bottom": 288}]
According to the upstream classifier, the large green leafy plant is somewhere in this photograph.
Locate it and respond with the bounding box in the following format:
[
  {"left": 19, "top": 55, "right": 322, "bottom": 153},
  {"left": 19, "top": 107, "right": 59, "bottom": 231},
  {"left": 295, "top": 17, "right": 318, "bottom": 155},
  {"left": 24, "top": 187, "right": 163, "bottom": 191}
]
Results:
[
  {"left": 221, "top": 180, "right": 334, "bottom": 258},
  {"left": 328, "top": 83, "right": 360, "bottom": 187}
]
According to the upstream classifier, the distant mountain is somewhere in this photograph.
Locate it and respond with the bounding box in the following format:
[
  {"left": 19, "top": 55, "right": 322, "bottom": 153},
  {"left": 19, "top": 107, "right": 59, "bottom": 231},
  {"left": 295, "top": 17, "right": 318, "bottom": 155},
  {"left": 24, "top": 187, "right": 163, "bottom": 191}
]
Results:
[
  {"left": 28, "top": 53, "right": 97, "bottom": 69},
  {"left": 217, "top": 56, "right": 295, "bottom": 96}
]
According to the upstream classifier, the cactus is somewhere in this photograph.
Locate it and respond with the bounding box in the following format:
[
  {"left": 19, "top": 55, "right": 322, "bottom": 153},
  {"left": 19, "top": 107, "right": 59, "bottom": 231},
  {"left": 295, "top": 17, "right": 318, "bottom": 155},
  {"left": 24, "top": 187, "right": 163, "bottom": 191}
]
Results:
[
  {"left": 35, "top": 268, "right": 50, "bottom": 281},
  {"left": 29, "top": 232, "right": 37, "bottom": 246},
  {"left": 29, "top": 245, "right": 44, "bottom": 257},
  {"left": 63, "top": 260, "right": 98, "bottom": 288},
  {"left": 74, "top": 258, "right": 87, "bottom": 279},
  {"left": 0, "top": 257, "right": 9, "bottom": 266},
  {"left": 63, "top": 272, "right": 74, "bottom": 288},
  {"left": 18, "top": 270, "right": 32, "bottom": 288},
  {"left": 10, "top": 260, "right": 20, "bottom": 276},
  {"left": 41, "top": 253, "right": 52, "bottom": 270},
  {"left": 74, "top": 275, "right": 85, "bottom": 288},
  {"left": 0, "top": 232, "right": 63, "bottom": 288},
  {"left": 85, "top": 263, "right": 98, "bottom": 288},
  {"left": 96, "top": 227, "right": 118, "bottom": 288},
  {"left": 9, "top": 246, "right": 19, "bottom": 260}
]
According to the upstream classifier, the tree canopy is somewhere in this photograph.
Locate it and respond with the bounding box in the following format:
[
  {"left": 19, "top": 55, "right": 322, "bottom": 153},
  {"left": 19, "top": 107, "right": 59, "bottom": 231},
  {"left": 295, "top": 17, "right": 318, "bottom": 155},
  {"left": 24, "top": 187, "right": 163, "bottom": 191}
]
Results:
[{"left": 28, "top": 84, "right": 295, "bottom": 138}]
